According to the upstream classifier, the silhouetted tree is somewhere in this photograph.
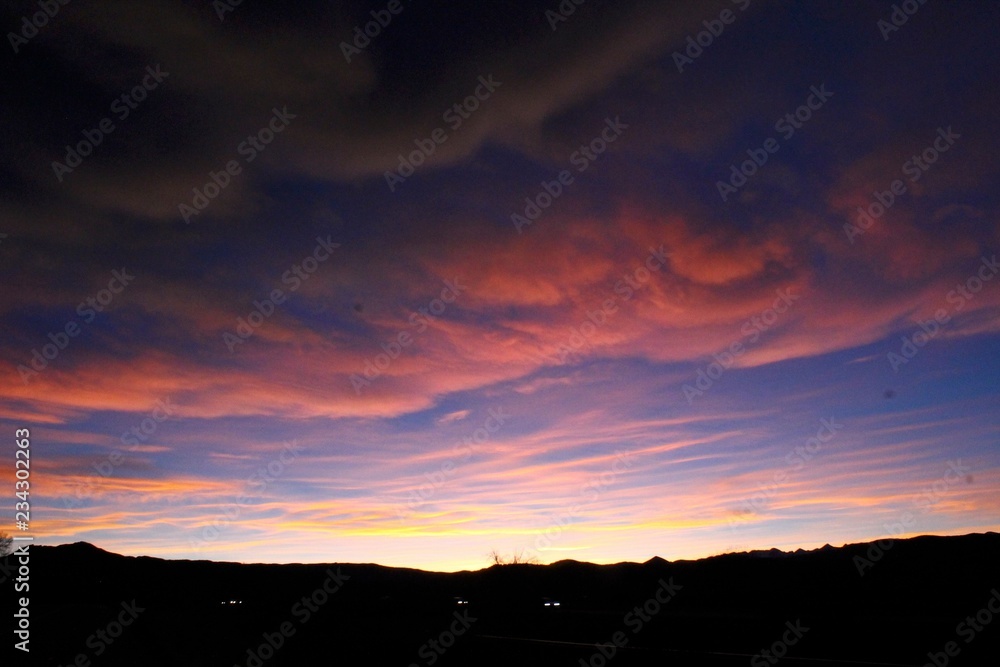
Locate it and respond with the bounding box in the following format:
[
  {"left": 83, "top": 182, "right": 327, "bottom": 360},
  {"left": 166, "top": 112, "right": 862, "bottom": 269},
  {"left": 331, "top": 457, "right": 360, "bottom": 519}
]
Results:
[
  {"left": 0, "top": 531, "right": 12, "bottom": 557},
  {"left": 487, "top": 548, "right": 537, "bottom": 565}
]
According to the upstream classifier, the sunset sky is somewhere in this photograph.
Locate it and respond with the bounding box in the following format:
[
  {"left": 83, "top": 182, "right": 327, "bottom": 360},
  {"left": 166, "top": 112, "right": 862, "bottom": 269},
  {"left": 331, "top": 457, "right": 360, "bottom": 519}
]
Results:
[{"left": 2, "top": 0, "right": 999, "bottom": 572}]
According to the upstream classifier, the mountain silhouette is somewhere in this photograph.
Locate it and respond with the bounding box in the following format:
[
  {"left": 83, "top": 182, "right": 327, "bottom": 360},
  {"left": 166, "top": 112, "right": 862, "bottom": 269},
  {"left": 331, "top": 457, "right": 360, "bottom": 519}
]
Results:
[{"left": 12, "top": 532, "right": 999, "bottom": 666}]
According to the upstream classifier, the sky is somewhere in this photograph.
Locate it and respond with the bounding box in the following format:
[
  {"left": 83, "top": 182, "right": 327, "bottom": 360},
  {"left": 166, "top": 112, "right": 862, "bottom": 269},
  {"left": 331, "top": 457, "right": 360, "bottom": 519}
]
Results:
[{"left": 1, "top": 0, "right": 999, "bottom": 572}]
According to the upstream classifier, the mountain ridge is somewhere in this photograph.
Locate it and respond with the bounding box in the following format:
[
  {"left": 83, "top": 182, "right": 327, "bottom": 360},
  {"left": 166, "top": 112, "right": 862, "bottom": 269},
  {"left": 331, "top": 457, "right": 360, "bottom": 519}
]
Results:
[
  {"left": 15, "top": 532, "right": 1000, "bottom": 666},
  {"left": 32, "top": 530, "right": 998, "bottom": 572}
]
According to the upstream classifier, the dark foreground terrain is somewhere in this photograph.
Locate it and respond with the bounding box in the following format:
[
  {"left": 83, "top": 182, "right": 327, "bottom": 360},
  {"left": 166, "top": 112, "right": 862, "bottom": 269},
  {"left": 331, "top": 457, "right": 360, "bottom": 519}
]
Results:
[{"left": 5, "top": 533, "right": 999, "bottom": 666}]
